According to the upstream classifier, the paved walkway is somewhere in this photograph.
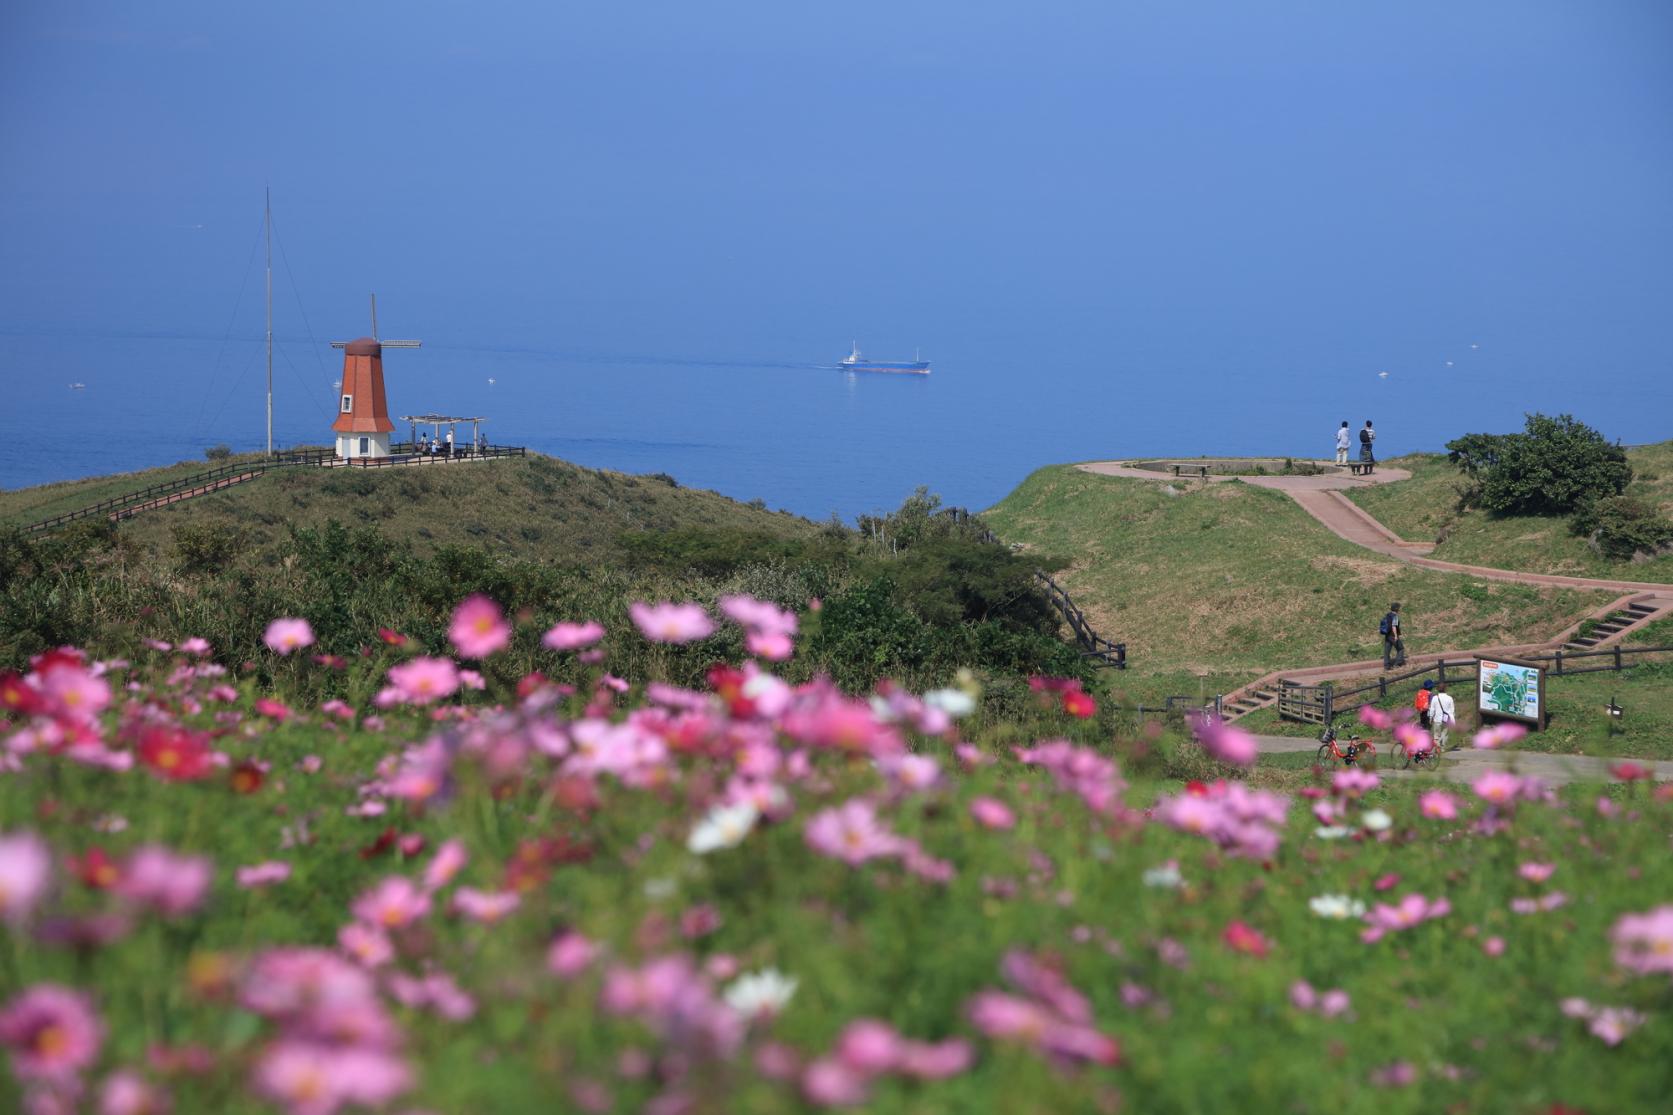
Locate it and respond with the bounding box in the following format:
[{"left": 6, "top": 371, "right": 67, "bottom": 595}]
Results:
[{"left": 1251, "top": 733, "right": 1673, "bottom": 786}]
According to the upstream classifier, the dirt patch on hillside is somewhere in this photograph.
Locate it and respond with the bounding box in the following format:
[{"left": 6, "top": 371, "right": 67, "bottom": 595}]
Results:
[{"left": 1309, "top": 555, "right": 1400, "bottom": 586}]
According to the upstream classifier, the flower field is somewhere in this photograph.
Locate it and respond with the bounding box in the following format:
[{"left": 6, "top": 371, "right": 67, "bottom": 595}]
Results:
[{"left": 2, "top": 595, "right": 1671, "bottom": 1114}]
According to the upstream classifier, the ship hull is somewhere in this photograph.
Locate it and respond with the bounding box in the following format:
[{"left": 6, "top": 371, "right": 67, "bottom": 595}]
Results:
[{"left": 839, "top": 361, "right": 931, "bottom": 375}]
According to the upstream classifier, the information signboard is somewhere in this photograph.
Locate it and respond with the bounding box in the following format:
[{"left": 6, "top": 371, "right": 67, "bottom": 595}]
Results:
[{"left": 1476, "top": 656, "right": 1545, "bottom": 728}]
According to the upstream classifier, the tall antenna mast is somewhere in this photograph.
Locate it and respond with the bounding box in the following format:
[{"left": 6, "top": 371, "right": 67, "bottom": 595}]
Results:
[
  {"left": 265, "top": 188, "right": 273, "bottom": 457},
  {"left": 370, "top": 293, "right": 379, "bottom": 342}
]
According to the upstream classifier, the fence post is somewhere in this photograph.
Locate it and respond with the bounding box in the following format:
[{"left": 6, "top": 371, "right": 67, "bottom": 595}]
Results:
[
  {"left": 1554, "top": 649, "right": 1563, "bottom": 676},
  {"left": 1615, "top": 645, "right": 1622, "bottom": 672},
  {"left": 1322, "top": 682, "right": 1334, "bottom": 723},
  {"left": 1378, "top": 675, "right": 1387, "bottom": 700},
  {"left": 1437, "top": 660, "right": 1446, "bottom": 685}
]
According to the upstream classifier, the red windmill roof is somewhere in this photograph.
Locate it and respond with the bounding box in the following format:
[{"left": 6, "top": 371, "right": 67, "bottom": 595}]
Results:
[{"left": 332, "top": 338, "right": 394, "bottom": 434}]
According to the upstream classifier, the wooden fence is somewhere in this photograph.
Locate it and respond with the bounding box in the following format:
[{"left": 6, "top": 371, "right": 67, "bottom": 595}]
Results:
[
  {"left": 1274, "top": 644, "right": 1673, "bottom": 724},
  {"left": 1035, "top": 571, "right": 1127, "bottom": 669}
]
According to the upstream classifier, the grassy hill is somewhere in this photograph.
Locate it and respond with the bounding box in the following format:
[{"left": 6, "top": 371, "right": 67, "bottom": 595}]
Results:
[
  {"left": 983, "top": 465, "right": 1609, "bottom": 681},
  {"left": 4, "top": 452, "right": 821, "bottom": 566},
  {"left": 0, "top": 452, "right": 274, "bottom": 528},
  {"left": 1344, "top": 442, "right": 1673, "bottom": 583}
]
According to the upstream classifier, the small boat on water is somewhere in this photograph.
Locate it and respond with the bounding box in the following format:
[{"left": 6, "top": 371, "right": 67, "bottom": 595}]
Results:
[
  {"left": 839, "top": 342, "right": 930, "bottom": 375},
  {"left": 68, "top": 383, "right": 86, "bottom": 390}
]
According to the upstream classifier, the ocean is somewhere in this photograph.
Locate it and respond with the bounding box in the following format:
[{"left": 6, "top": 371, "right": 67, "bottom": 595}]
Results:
[{"left": 2, "top": 329, "right": 1667, "bottom": 523}]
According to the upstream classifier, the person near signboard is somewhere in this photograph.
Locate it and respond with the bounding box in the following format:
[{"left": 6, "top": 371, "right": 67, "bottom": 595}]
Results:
[{"left": 1429, "top": 682, "right": 1456, "bottom": 750}]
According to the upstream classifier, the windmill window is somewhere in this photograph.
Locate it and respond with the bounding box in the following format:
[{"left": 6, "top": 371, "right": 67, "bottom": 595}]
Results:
[
  {"left": 341, "top": 394, "right": 354, "bottom": 413},
  {"left": 359, "top": 437, "right": 369, "bottom": 455}
]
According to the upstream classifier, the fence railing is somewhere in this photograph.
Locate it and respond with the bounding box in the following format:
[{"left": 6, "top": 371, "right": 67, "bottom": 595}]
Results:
[
  {"left": 19, "top": 446, "right": 526, "bottom": 535},
  {"left": 1274, "top": 644, "right": 1673, "bottom": 724},
  {"left": 1035, "top": 571, "right": 1127, "bottom": 669}
]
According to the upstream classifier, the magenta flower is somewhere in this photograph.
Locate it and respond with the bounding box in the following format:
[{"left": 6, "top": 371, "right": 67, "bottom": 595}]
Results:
[
  {"left": 351, "top": 877, "right": 431, "bottom": 931},
  {"left": 0, "top": 984, "right": 103, "bottom": 1083},
  {"left": 542, "top": 620, "right": 605, "bottom": 651},
  {"left": 1418, "top": 790, "right": 1458, "bottom": 820},
  {"left": 1357, "top": 705, "right": 1392, "bottom": 730},
  {"left": 804, "top": 800, "right": 902, "bottom": 866},
  {"left": 628, "top": 601, "right": 716, "bottom": 644},
  {"left": 0, "top": 831, "right": 52, "bottom": 926},
  {"left": 1472, "top": 722, "right": 1528, "bottom": 750},
  {"left": 1610, "top": 905, "right": 1673, "bottom": 976},
  {"left": 969, "top": 796, "right": 1016, "bottom": 831},
  {"left": 1561, "top": 998, "right": 1648, "bottom": 1046},
  {"left": 836, "top": 1019, "right": 903, "bottom": 1075},
  {"left": 253, "top": 1041, "right": 412, "bottom": 1115},
  {"left": 897, "top": 1038, "right": 973, "bottom": 1080},
  {"left": 449, "top": 595, "right": 510, "bottom": 659},
  {"left": 802, "top": 1057, "right": 870, "bottom": 1106},
  {"left": 1510, "top": 892, "right": 1567, "bottom": 914},
  {"left": 422, "top": 839, "right": 468, "bottom": 893},
  {"left": 451, "top": 888, "right": 520, "bottom": 924},
  {"left": 337, "top": 923, "right": 394, "bottom": 969},
  {"left": 1517, "top": 862, "right": 1555, "bottom": 883},
  {"left": 719, "top": 595, "right": 799, "bottom": 636},
  {"left": 1361, "top": 894, "right": 1451, "bottom": 943},
  {"left": 116, "top": 846, "right": 212, "bottom": 918},
  {"left": 1394, "top": 722, "right": 1432, "bottom": 754},
  {"left": 236, "top": 862, "right": 292, "bottom": 889},
  {"left": 385, "top": 657, "right": 460, "bottom": 705},
  {"left": 99, "top": 1068, "right": 169, "bottom": 1115},
  {"left": 745, "top": 630, "right": 795, "bottom": 661},
  {"left": 547, "top": 931, "right": 598, "bottom": 979},
  {"left": 1188, "top": 713, "right": 1257, "bottom": 766},
  {"left": 262, "top": 618, "right": 315, "bottom": 655},
  {"left": 1471, "top": 771, "right": 1523, "bottom": 806},
  {"left": 1331, "top": 769, "right": 1379, "bottom": 798},
  {"left": 35, "top": 660, "right": 112, "bottom": 723}
]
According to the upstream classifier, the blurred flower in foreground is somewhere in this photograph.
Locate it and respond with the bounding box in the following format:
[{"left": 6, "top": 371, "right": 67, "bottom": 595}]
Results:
[
  {"left": 688, "top": 801, "right": 760, "bottom": 855},
  {"left": 724, "top": 969, "right": 798, "bottom": 1019},
  {"left": 262, "top": 618, "right": 314, "bottom": 656},
  {"left": 0, "top": 984, "right": 103, "bottom": 1083},
  {"left": 449, "top": 595, "right": 510, "bottom": 660}
]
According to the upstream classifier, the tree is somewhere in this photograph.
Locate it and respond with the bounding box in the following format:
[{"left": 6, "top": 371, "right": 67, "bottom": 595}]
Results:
[{"left": 1471, "top": 413, "right": 1631, "bottom": 517}]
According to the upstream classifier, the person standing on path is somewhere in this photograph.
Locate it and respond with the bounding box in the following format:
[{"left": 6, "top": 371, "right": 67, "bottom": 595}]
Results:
[
  {"left": 1428, "top": 681, "right": 1456, "bottom": 750},
  {"left": 1380, "top": 602, "right": 1405, "bottom": 669},
  {"left": 1359, "top": 420, "right": 1376, "bottom": 473},
  {"left": 1335, "top": 421, "right": 1351, "bottom": 465}
]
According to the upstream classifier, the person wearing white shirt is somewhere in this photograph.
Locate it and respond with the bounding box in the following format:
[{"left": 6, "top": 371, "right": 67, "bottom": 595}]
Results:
[
  {"left": 1335, "top": 421, "right": 1351, "bottom": 465},
  {"left": 1429, "top": 682, "right": 1457, "bottom": 751}
]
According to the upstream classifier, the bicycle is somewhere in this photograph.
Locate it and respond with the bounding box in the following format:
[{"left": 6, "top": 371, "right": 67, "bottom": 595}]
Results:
[
  {"left": 1316, "top": 724, "right": 1377, "bottom": 769},
  {"left": 1390, "top": 735, "right": 1440, "bottom": 770}
]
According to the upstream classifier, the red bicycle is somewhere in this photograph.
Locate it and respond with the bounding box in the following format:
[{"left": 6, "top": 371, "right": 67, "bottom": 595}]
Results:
[{"left": 1316, "top": 725, "right": 1377, "bottom": 769}]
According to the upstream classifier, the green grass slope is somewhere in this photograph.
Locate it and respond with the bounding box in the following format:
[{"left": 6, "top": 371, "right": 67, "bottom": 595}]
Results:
[
  {"left": 983, "top": 465, "right": 1609, "bottom": 676},
  {"left": 1344, "top": 442, "right": 1673, "bottom": 583},
  {"left": 0, "top": 452, "right": 273, "bottom": 527},
  {"left": 10, "top": 453, "right": 820, "bottom": 565}
]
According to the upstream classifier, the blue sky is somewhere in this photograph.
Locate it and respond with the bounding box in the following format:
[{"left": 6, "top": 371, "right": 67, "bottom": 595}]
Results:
[{"left": 2, "top": 1, "right": 1670, "bottom": 461}]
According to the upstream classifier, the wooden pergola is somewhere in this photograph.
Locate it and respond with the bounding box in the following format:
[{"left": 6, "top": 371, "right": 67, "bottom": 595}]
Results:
[{"left": 399, "top": 414, "right": 488, "bottom": 453}]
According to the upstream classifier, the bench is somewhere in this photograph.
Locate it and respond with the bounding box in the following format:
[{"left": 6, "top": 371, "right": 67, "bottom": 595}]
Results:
[
  {"left": 1172, "top": 464, "right": 1210, "bottom": 479},
  {"left": 1348, "top": 462, "right": 1373, "bottom": 476}
]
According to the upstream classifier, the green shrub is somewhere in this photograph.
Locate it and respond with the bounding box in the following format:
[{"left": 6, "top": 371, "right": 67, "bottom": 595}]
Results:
[
  {"left": 1462, "top": 413, "right": 1631, "bottom": 517},
  {"left": 1570, "top": 495, "right": 1673, "bottom": 561},
  {"left": 204, "top": 444, "right": 232, "bottom": 461}
]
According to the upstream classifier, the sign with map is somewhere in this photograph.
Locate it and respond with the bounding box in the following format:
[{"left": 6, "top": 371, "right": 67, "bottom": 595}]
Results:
[{"left": 1476, "top": 657, "right": 1545, "bottom": 726}]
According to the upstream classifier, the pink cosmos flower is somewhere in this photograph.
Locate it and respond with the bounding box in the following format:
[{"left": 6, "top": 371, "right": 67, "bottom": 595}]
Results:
[
  {"left": 179, "top": 636, "right": 211, "bottom": 656},
  {"left": 1332, "top": 769, "right": 1380, "bottom": 798},
  {"left": 1510, "top": 892, "right": 1567, "bottom": 914},
  {"left": 99, "top": 1068, "right": 169, "bottom": 1115},
  {"left": 116, "top": 846, "right": 212, "bottom": 918},
  {"left": 1361, "top": 894, "right": 1451, "bottom": 943},
  {"left": 236, "top": 862, "right": 292, "bottom": 889},
  {"left": 386, "top": 972, "right": 476, "bottom": 1021},
  {"left": 1518, "top": 862, "right": 1555, "bottom": 884},
  {"left": 897, "top": 1038, "right": 973, "bottom": 1080},
  {"left": 0, "top": 831, "right": 52, "bottom": 926},
  {"left": 386, "top": 658, "right": 460, "bottom": 705},
  {"left": 745, "top": 630, "right": 795, "bottom": 661},
  {"left": 879, "top": 753, "right": 940, "bottom": 792},
  {"left": 262, "top": 618, "right": 315, "bottom": 656},
  {"left": 1472, "top": 723, "right": 1528, "bottom": 750},
  {"left": 337, "top": 923, "right": 393, "bottom": 969},
  {"left": 969, "top": 797, "right": 1016, "bottom": 831},
  {"left": 422, "top": 840, "right": 468, "bottom": 892},
  {"left": 1610, "top": 905, "right": 1673, "bottom": 976},
  {"left": 802, "top": 1058, "right": 870, "bottom": 1107},
  {"left": 804, "top": 800, "right": 902, "bottom": 866},
  {"left": 1222, "top": 920, "right": 1271, "bottom": 957},
  {"left": 542, "top": 621, "right": 605, "bottom": 651},
  {"left": 1357, "top": 705, "right": 1393, "bottom": 730},
  {"left": 836, "top": 1019, "right": 903, "bottom": 1075},
  {"left": 35, "top": 660, "right": 112, "bottom": 723},
  {"left": 1472, "top": 771, "right": 1524, "bottom": 806},
  {"left": 351, "top": 877, "right": 431, "bottom": 931},
  {"left": 629, "top": 601, "right": 716, "bottom": 644},
  {"left": 448, "top": 595, "right": 510, "bottom": 659},
  {"left": 1188, "top": 713, "right": 1257, "bottom": 766},
  {"left": 451, "top": 888, "right": 520, "bottom": 924},
  {"left": 253, "top": 1041, "right": 412, "bottom": 1115},
  {"left": 1483, "top": 936, "right": 1505, "bottom": 957},
  {"left": 547, "top": 931, "right": 598, "bottom": 979},
  {"left": 1561, "top": 998, "right": 1647, "bottom": 1046},
  {"left": 0, "top": 984, "right": 104, "bottom": 1083},
  {"left": 1418, "top": 790, "right": 1458, "bottom": 820},
  {"left": 719, "top": 595, "right": 798, "bottom": 636},
  {"left": 1394, "top": 722, "right": 1432, "bottom": 755}
]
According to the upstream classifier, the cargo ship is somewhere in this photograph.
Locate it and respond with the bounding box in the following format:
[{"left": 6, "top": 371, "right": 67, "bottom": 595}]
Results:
[{"left": 839, "top": 342, "right": 930, "bottom": 375}]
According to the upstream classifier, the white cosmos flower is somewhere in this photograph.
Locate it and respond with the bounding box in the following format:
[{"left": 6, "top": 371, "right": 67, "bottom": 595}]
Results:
[
  {"left": 1142, "top": 863, "right": 1184, "bottom": 889},
  {"left": 1310, "top": 894, "right": 1368, "bottom": 919},
  {"left": 1314, "top": 825, "right": 1354, "bottom": 840},
  {"left": 724, "top": 968, "right": 799, "bottom": 1018},
  {"left": 687, "top": 801, "right": 761, "bottom": 855},
  {"left": 923, "top": 688, "right": 977, "bottom": 719},
  {"left": 1361, "top": 809, "right": 1393, "bottom": 832}
]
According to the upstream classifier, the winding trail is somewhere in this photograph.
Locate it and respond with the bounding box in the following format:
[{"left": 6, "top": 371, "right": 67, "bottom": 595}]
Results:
[
  {"left": 1251, "top": 733, "right": 1673, "bottom": 786},
  {"left": 1073, "top": 459, "right": 1673, "bottom": 734}
]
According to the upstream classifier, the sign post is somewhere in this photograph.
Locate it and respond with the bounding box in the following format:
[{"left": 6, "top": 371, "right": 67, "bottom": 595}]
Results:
[{"left": 1475, "top": 656, "right": 1547, "bottom": 730}]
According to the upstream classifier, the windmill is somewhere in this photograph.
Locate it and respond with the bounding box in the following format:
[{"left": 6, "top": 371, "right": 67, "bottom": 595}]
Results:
[{"left": 329, "top": 295, "right": 421, "bottom": 460}]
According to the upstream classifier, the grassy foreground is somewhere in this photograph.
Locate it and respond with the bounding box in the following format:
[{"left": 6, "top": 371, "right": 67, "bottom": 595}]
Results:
[
  {"left": 1344, "top": 444, "right": 1673, "bottom": 583},
  {"left": 3, "top": 607, "right": 1672, "bottom": 1113},
  {"left": 982, "top": 466, "right": 1608, "bottom": 677}
]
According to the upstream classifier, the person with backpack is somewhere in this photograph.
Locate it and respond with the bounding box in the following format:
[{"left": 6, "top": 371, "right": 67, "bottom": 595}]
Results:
[
  {"left": 1335, "top": 421, "right": 1351, "bottom": 465},
  {"left": 1379, "top": 602, "right": 1404, "bottom": 669},
  {"left": 1429, "top": 681, "right": 1456, "bottom": 750},
  {"left": 1415, "top": 678, "right": 1434, "bottom": 729},
  {"left": 1359, "top": 420, "right": 1376, "bottom": 473}
]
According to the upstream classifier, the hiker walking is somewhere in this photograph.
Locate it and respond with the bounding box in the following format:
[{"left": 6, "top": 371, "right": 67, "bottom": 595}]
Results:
[
  {"left": 1414, "top": 678, "right": 1434, "bottom": 729},
  {"left": 1429, "top": 681, "right": 1456, "bottom": 750},
  {"left": 1359, "top": 420, "right": 1376, "bottom": 473},
  {"left": 1380, "top": 602, "right": 1405, "bottom": 669},
  {"left": 1335, "top": 421, "right": 1351, "bottom": 465}
]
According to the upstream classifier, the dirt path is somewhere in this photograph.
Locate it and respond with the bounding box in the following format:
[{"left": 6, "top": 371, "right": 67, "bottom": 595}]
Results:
[{"left": 1251, "top": 733, "right": 1673, "bottom": 786}]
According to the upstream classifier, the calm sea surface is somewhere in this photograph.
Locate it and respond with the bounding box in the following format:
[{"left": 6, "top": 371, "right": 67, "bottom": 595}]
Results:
[{"left": 1, "top": 330, "right": 1666, "bottom": 523}]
